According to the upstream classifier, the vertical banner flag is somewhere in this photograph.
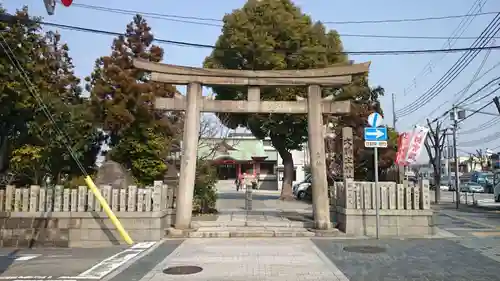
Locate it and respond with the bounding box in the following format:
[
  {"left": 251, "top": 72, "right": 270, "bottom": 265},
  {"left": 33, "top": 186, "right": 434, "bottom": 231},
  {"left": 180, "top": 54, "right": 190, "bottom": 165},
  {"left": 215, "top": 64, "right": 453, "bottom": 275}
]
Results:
[
  {"left": 395, "top": 132, "right": 411, "bottom": 166},
  {"left": 405, "top": 126, "right": 429, "bottom": 164}
]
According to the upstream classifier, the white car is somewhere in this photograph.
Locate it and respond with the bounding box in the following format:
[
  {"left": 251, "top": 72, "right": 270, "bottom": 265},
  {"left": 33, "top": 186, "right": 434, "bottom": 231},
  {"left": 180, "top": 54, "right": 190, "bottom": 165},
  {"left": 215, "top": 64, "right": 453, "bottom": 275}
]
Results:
[
  {"left": 293, "top": 182, "right": 311, "bottom": 200},
  {"left": 292, "top": 175, "right": 311, "bottom": 200}
]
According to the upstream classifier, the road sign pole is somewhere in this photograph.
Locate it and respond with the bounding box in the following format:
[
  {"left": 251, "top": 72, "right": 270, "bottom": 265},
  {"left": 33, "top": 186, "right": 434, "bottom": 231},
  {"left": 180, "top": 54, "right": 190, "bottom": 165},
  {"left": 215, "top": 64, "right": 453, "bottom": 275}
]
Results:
[{"left": 374, "top": 147, "right": 380, "bottom": 239}]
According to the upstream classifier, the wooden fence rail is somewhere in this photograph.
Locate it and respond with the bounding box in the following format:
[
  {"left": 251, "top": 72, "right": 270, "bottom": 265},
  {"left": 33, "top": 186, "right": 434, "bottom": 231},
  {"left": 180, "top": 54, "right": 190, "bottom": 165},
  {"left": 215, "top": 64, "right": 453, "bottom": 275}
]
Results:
[{"left": 0, "top": 180, "right": 176, "bottom": 213}]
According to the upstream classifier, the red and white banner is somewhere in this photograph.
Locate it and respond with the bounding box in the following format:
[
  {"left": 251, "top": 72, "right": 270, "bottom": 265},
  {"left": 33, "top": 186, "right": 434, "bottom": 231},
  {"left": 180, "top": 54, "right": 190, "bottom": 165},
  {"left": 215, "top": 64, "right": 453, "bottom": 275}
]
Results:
[
  {"left": 405, "top": 126, "right": 429, "bottom": 165},
  {"left": 395, "top": 132, "right": 412, "bottom": 166}
]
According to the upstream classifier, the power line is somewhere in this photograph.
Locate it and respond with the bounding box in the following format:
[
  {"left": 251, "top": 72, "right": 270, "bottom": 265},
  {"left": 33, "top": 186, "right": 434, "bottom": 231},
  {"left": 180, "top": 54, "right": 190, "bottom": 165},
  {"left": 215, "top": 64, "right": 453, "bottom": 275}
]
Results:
[
  {"left": 61, "top": 2, "right": 500, "bottom": 41},
  {"left": 402, "top": 0, "right": 486, "bottom": 97},
  {"left": 457, "top": 77, "right": 500, "bottom": 106},
  {"left": 453, "top": 42, "right": 493, "bottom": 103},
  {"left": 459, "top": 116, "right": 499, "bottom": 134},
  {"left": 428, "top": 84, "right": 500, "bottom": 124},
  {"left": 462, "top": 85, "right": 500, "bottom": 105},
  {"left": 70, "top": 2, "right": 500, "bottom": 26},
  {"left": 5, "top": 14, "right": 500, "bottom": 56},
  {"left": 458, "top": 100, "right": 494, "bottom": 124},
  {"left": 458, "top": 128, "right": 500, "bottom": 146},
  {"left": 423, "top": 61, "right": 500, "bottom": 124},
  {"left": 0, "top": 32, "right": 89, "bottom": 177},
  {"left": 395, "top": 13, "right": 500, "bottom": 117},
  {"left": 396, "top": 13, "right": 500, "bottom": 116}
]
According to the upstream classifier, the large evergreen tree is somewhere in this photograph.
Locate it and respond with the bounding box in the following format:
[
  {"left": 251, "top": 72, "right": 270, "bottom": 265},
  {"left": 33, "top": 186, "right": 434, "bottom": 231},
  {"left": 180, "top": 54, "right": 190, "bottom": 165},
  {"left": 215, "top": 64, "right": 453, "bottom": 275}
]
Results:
[
  {"left": 86, "top": 15, "right": 178, "bottom": 185},
  {"left": 1, "top": 7, "right": 103, "bottom": 184},
  {"left": 204, "top": 0, "right": 349, "bottom": 199}
]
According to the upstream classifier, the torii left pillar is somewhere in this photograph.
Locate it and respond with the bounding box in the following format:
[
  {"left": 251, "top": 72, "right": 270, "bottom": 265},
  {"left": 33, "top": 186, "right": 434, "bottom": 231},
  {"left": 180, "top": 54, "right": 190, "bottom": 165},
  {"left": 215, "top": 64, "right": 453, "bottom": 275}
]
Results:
[{"left": 175, "top": 83, "right": 201, "bottom": 229}]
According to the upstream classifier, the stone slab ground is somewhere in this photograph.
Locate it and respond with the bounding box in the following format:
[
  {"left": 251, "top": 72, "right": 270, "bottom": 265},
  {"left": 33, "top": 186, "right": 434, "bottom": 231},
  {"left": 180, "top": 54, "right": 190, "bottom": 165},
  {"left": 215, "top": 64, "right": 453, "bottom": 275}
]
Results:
[{"left": 104, "top": 237, "right": 500, "bottom": 281}]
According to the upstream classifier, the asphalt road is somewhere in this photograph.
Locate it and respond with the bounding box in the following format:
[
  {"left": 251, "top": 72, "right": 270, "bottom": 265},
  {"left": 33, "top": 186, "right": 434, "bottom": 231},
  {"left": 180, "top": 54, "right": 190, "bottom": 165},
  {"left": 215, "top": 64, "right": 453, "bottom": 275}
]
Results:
[
  {"left": 0, "top": 241, "right": 168, "bottom": 280},
  {"left": 2, "top": 189, "right": 500, "bottom": 281}
]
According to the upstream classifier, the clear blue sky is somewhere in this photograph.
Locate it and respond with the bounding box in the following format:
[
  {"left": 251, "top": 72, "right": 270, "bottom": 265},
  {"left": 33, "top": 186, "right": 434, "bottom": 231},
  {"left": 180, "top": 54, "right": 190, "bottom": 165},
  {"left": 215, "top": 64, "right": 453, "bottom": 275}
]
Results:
[{"left": 4, "top": 0, "right": 500, "bottom": 157}]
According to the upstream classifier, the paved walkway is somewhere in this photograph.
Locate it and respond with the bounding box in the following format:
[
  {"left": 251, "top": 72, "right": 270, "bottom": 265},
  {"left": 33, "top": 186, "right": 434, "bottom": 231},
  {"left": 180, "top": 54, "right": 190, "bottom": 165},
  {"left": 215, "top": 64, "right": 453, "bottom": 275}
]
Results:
[
  {"left": 215, "top": 180, "right": 312, "bottom": 213},
  {"left": 101, "top": 236, "right": 500, "bottom": 281}
]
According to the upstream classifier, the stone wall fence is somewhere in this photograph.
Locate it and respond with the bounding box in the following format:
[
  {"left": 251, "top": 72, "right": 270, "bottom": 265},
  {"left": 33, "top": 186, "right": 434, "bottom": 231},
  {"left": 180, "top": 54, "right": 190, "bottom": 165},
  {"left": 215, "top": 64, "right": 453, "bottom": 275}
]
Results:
[
  {"left": 330, "top": 179, "right": 434, "bottom": 237},
  {"left": 0, "top": 180, "right": 176, "bottom": 248}
]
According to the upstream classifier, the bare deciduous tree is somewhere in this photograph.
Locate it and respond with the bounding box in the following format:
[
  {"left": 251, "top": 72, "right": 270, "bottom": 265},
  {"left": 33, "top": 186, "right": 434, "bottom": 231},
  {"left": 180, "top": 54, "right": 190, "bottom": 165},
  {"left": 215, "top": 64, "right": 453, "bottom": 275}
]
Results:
[{"left": 197, "top": 113, "right": 240, "bottom": 161}]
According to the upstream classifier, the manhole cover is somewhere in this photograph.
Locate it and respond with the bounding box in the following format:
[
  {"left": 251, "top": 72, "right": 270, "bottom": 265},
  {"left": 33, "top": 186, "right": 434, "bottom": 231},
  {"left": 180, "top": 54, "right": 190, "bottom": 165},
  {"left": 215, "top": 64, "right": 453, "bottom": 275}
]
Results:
[
  {"left": 343, "top": 246, "right": 386, "bottom": 254},
  {"left": 163, "top": 266, "right": 203, "bottom": 275}
]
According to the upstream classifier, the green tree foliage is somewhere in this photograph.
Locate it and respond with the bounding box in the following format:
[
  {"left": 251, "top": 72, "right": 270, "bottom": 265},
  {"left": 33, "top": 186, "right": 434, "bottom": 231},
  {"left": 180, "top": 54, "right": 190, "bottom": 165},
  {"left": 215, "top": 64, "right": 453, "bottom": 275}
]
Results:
[
  {"left": 86, "top": 14, "right": 178, "bottom": 186},
  {"left": 204, "top": 0, "right": 348, "bottom": 199},
  {"left": 1, "top": 7, "right": 103, "bottom": 185},
  {"left": 331, "top": 86, "right": 397, "bottom": 180},
  {"left": 193, "top": 160, "right": 218, "bottom": 214}
]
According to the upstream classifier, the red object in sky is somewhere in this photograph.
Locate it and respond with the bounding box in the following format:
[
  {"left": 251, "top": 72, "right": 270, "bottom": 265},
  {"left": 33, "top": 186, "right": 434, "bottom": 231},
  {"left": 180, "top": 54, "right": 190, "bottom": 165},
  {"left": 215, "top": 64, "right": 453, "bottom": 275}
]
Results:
[{"left": 61, "top": 0, "right": 73, "bottom": 7}]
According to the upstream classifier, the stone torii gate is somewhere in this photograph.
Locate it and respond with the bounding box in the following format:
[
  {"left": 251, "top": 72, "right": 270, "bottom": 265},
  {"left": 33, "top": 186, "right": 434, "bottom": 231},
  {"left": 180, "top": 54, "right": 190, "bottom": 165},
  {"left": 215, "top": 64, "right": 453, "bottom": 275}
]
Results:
[{"left": 133, "top": 59, "right": 370, "bottom": 230}]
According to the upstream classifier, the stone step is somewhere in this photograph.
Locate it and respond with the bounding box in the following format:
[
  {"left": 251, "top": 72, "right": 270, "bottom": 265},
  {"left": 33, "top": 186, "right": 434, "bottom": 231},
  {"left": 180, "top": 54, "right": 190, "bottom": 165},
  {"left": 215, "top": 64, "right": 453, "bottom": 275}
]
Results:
[
  {"left": 186, "top": 226, "right": 340, "bottom": 238},
  {"left": 190, "top": 220, "right": 314, "bottom": 228}
]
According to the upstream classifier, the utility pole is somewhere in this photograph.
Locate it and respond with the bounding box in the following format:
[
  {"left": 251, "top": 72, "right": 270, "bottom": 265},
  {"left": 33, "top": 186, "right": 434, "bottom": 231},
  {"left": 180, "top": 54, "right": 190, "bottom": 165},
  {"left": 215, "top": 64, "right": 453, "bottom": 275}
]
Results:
[
  {"left": 392, "top": 93, "right": 397, "bottom": 129},
  {"left": 452, "top": 105, "right": 460, "bottom": 209},
  {"left": 494, "top": 97, "right": 500, "bottom": 114}
]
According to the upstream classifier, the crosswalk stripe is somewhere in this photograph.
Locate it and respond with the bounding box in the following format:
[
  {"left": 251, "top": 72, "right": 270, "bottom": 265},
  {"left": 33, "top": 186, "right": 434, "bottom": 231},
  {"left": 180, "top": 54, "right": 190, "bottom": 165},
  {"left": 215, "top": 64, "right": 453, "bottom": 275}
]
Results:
[{"left": 14, "top": 255, "right": 40, "bottom": 261}]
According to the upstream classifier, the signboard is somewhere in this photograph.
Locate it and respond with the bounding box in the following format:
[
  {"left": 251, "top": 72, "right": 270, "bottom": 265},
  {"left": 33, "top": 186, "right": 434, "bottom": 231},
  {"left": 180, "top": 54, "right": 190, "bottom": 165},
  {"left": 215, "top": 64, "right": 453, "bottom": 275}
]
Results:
[
  {"left": 405, "top": 126, "right": 429, "bottom": 164},
  {"left": 395, "top": 132, "right": 412, "bottom": 166},
  {"left": 365, "top": 141, "right": 388, "bottom": 148},
  {"left": 364, "top": 112, "right": 387, "bottom": 148}
]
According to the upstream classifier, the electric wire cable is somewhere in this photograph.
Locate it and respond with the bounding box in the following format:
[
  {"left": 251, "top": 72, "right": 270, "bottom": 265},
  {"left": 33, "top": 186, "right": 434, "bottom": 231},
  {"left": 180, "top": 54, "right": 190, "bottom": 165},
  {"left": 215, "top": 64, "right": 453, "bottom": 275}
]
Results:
[
  {"left": 453, "top": 43, "right": 493, "bottom": 103},
  {"left": 70, "top": 2, "right": 499, "bottom": 25},
  {"left": 430, "top": 85, "right": 500, "bottom": 124},
  {"left": 395, "top": 13, "right": 500, "bottom": 117},
  {"left": 416, "top": 44, "right": 500, "bottom": 125},
  {"left": 462, "top": 85, "right": 500, "bottom": 105},
  {"left": 456, "top": 77, "right": 500, "bottom": 106},
  {"left": 458, "top": 129, "right": 500, "bottom": 146},
  {"left": 62, "top": 1, "right": 499, "bottom": 41},
  {"left": 5, "top": 14, "right": 500, "bottom": 56},
  {"left": 459, "top": 116, "right": 499, "bottom": 134},
  {"left": 0, "top": 33, "right": 89, "bottom": 177},
  {"left": 401, "top": 0, "right": 486, "bottom": 97},
  {"left": 396, "top": 13, "right": 500, "bottom": 116},
  {"left": 458, "top": 100, "right": 494, "bottom": 125}
]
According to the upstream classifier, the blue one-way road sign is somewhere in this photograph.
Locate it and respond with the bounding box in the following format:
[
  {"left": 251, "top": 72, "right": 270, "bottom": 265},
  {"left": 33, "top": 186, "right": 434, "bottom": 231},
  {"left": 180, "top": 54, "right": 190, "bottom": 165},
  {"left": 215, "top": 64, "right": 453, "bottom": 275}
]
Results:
[{"left": 364, "top": 127, "right": 387, "bottom": 141}]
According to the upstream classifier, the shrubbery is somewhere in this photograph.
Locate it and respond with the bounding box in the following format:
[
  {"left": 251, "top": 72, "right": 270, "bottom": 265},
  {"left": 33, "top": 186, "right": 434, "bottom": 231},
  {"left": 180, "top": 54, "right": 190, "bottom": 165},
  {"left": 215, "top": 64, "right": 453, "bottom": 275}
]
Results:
[{"left": 193, "top": 160, "right": 218, "bottom": 214}]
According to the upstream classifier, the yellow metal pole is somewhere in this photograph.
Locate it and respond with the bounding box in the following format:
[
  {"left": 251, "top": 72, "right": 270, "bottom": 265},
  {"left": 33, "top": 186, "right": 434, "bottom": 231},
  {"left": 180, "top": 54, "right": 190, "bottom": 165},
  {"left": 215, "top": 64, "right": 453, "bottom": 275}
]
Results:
[{"left": 84, "top": 175, "right": 134, "bottom": 245}]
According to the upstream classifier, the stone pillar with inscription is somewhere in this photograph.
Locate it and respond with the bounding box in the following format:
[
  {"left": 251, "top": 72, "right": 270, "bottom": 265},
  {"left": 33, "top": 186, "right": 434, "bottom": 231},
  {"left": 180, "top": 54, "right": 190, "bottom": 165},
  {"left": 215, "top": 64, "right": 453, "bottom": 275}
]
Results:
[
  {"left": 342, "top": 127, "right": 355, "bottom": 210},
  {"left": 342, "top": 127, "right": 354, "bottom": 180}
]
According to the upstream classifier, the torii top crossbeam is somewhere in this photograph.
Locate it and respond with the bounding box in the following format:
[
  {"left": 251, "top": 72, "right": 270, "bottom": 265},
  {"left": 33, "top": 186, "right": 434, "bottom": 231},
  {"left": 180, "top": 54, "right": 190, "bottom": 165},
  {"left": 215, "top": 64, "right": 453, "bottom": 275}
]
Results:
[
  {"left": 133, "top": 59, "right": 370, "bottom": 86},
  {"left": 133, "top": 59, "right": 370, "bottom": 114}
]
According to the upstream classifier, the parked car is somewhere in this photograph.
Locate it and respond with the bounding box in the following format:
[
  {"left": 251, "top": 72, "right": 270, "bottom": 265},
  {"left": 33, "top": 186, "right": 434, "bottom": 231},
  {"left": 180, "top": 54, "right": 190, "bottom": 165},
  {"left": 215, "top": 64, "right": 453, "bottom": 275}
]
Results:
[
  {"left": 293, "top": 175, "right": 311, "bottom": 200},
  {"left": 470, "top": 171, "right": 494, "bottom": 193},
  {"left": 460, "top": 182, "right": 484, "bottom": 193}
]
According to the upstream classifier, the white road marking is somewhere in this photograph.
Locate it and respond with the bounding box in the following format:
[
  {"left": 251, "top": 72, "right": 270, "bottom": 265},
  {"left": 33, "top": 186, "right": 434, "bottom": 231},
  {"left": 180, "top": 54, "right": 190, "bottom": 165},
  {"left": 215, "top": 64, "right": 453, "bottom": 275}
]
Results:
[
  {"left": 131, "top": 242, "right": 156, "bottom": 249},
  {"left": 14, "top": 255, "right": 40, "bottom": 261},
  {"left": 72, "top": 241, "right": 158, "bottom": 279},
  {"left": 0, "top": 241, "right": 159, "bottom": 281}
]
